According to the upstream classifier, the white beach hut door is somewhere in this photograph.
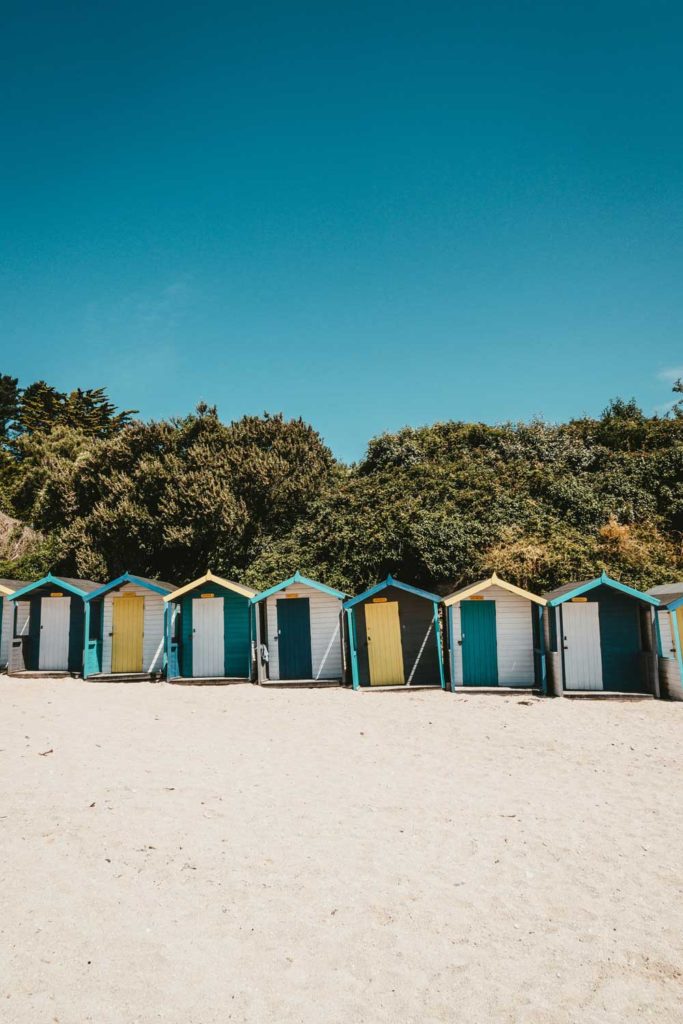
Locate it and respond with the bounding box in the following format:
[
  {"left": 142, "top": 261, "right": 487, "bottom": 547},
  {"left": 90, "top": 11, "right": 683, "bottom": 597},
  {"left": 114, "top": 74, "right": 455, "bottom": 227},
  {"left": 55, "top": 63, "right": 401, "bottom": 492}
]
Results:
[
  {"left": 192, "top": 598, "right": 224, "bottom": 677},
  {"left": 39, "top": 598, "right": 70, "bottom": 670},
  {"left": 562, "top": 603, "right": 603, "bottom": 690}
]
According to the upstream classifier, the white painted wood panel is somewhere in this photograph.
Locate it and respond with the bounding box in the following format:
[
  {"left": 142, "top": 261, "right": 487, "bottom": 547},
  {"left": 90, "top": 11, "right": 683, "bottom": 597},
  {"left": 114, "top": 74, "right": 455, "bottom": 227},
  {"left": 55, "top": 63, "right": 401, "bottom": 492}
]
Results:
[
  {"left": 562, "top": 602, "right": 603, "bottom": 690},
  {"left": 657, "top": 610, "right": 681, "bottom": 687},
  {"left": 193, "top": 598, "right": 224, "bottom": 677},
  {"left": 450, "top": 603, "right": 462, "bottom": 685},
  {"left": 657, "top": 610, "right": 675, "bottom": 658},
  {"left": 39, "top": 598, "right": 70, "bottom": 670},
  {"left": 264, "top": 582, "right": 343, "bottom": 681},
  {"left": 15, "top": 601, "right": 30, "bottom": 638},
  {"left": 449, "top": 585, "right": 536, "bottom": 686},
  {"left": 101, "top": 583, "right": 166, "bottom": 674}
]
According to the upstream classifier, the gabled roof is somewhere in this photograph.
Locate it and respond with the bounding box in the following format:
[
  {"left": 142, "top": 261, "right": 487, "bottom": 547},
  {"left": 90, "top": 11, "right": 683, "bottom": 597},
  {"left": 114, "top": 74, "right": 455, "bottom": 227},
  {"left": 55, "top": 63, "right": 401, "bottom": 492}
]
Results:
[
  {"left": 0, "top": 579, "right": 28, "bottom": 597},
  {"left": 648, "top": 583, "right": 683, "bottom": 610},
  {"left": 251, "top": 570, "right": 346, "bottom": 604},
  {"left": 443, "top": 573, "right": 546, "bottom": 607},
  {"left": 8, "top": 574, "right": 102, "bottom": 601},
  {"left": 163, "top": 570, "right": 256, "bottom": 602},
  {"left": 85, "top": 573, "right": 178, "bottom": 602},
  {"left": 544, "top": 571, "right": 659, "bottom": 607},
  {"left": 343, "top": 574, "right": 440, "bottom": 609}
]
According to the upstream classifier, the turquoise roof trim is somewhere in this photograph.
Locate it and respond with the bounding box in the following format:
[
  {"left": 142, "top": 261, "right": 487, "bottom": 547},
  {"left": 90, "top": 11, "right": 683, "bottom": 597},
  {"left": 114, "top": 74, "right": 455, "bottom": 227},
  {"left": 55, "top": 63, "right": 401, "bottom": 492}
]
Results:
[
  {"left": 251, "top": 570, "right": 346, "bottom": 604},
  {"left": 343, "top": 574, "right": 440, "bottom": 609},
  {"left": 85, "top": 573, "right": 175, "bottom": 602},
  {"left": 547, "top": 571, "right": 659, "bottom": 607},
  {"left": 8, "top": 574, "right": 91, "bottom": 601}
]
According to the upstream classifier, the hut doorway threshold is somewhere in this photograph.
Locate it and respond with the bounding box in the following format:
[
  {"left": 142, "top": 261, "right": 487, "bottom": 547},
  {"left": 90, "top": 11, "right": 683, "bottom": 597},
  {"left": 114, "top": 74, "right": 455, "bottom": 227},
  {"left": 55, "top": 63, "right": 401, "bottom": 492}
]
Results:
[
  {"left": 88, "top": 672, "right": 157, "bottom": 684},
  {"left": 452, "top": 686, "right": 540, "bottom": 696},
  {"left": 7, "top": 670, "right": 74, "bottom": 679},
  {"left": 168, "top": 676, "right": 251, "bottom": 686},
  {"left": 360, "top": 683, "right": 444, "bottom": 693},
  {"left": 563, "top": 690, "right": 654, "bottom": 701},
  {"left": 260, "top": 678, "right": 343, "bottom": 688}
]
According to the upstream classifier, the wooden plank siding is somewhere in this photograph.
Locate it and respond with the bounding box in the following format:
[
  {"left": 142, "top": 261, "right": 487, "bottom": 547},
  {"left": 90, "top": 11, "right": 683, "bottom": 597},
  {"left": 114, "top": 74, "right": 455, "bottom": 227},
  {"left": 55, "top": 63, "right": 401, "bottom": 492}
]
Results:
[
  {"left": 177, "top": 584, "right": 252, "bottom": 679},
  {"left": 0, "top": 597, "right": 13, "bottom": 668},
  {"left": 263, "top": 582, "right": 344, "bottom": 681},
  {"left": 656, "top": 609, "right": 683, "bottom": 700},
  {"left": 450, "top": 585, "right": 536, "bottom": 687},
  {"left": 101, "top": 583, "right": 166, "bottom": 674},
  {"left": 354, "top": 586, "right": 441, "bottom": 687}
]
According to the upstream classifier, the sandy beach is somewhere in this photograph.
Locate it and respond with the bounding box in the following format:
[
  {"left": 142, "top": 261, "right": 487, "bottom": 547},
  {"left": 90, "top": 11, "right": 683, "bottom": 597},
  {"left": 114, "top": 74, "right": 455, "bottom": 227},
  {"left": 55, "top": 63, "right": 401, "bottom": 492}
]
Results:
[{"left": 0, "top": 678, "right": 681, "bottom": 1024}]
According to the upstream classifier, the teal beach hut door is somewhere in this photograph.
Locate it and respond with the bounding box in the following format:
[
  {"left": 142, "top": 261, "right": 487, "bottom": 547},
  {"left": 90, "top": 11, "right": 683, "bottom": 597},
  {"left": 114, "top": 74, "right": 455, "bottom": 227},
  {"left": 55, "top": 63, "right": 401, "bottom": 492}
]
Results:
[
  {"left": 461, "top": 601, "right": 499, "bottom": 686},
  {"left": 277, "top": 598, "right": 313, "bottom": 679}
]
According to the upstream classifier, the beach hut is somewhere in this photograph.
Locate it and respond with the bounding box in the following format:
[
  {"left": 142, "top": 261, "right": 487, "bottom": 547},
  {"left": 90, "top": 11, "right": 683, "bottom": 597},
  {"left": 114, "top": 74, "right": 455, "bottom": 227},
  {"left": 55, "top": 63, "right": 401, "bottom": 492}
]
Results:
[
  {"left": 344, "top": 575, "right": 445, "bottom": 689},
  {"left": 7, "top": 574, "right": 102, "bottom": 675},
  {"left": 251, "top": 571, "right": 347, "bottom": 685},
  {"left": 543, "top": 572, "right": 660, "bottom": 696},
  {"left": 0, "top": 579, "right": 28, "bottom": 670},
  {"left": 82, "top": 573, "right": 177, "bottom": 679},
  {"left": 163, "top": 571, "right": 256, "bottom": 681},
  {"left": 442, "top": 574, "right": 546, "bottom": 691},
  {"left": 648, "top": 583, "right": 683, "bottom": 701}
]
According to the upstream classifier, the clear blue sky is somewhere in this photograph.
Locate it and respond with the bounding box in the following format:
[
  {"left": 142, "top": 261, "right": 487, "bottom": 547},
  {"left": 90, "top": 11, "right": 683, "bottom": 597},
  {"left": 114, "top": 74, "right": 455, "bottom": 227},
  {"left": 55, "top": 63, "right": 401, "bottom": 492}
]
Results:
[{"left": 2, "top": 1, "right": 682, "bottom": 461}]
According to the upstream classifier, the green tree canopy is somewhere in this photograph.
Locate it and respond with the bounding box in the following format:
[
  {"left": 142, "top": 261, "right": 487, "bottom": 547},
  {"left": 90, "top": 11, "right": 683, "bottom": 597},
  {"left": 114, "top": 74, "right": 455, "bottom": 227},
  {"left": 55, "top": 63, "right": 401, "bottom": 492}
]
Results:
[{"left": 0, "top": 374, "right": 681, "bottom": 594}]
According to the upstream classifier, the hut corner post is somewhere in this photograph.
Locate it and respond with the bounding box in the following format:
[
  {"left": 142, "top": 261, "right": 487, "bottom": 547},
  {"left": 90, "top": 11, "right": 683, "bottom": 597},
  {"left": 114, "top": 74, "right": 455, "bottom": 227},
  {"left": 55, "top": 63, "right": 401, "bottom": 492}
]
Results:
[
  {"left": 82, "top": 601, "right": 91, "bottom": 679},
  {"left": 253, "top": 603, "right": 264, "bottom": 684},
  {"left": 647, "top": 607, "right": 661, "bottom": 700},
  {"left": 448, "top": 605, "right": 456, "bottom": 691},
  {"left": 653, "top": 609, "right": 663, "bottom": 659},
  {"left": 164, "top": 601, "right": 175, "bottom": 680},
  {"left": 346, "top": 608, "right": 360, "bottom": 689},
  {"left": 162, "top": 606, "right": 168, "bottom": 679},
  {"left": 433, "top": 601, "right": 446, "bottom": 689}
]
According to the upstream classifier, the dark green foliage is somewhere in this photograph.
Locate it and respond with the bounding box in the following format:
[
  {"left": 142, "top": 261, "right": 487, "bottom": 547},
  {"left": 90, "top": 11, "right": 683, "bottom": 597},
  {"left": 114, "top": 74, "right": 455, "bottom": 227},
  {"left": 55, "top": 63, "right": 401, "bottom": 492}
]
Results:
[
  {"left": 673, "top": 378, "right": 683, "bottom": 418},
  {"left": 0, "top": 375, "right": 19, "bottom": 440},
  {"left": 1, "top": 378, "right": 136, "bottom": 446},
  {"left": 0, "top": 372, "right": 681, "bottom": 594}
]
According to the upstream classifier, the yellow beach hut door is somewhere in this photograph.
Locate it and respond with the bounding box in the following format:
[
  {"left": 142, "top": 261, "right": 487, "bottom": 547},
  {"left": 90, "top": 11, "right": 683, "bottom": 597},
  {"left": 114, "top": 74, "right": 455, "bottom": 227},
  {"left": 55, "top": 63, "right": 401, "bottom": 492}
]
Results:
[
  {"left": 366, "top": 601, "right": 405, "bottom": 686},
  {"left": 111, "top": 594, "right": 144, "bottom": 673}
]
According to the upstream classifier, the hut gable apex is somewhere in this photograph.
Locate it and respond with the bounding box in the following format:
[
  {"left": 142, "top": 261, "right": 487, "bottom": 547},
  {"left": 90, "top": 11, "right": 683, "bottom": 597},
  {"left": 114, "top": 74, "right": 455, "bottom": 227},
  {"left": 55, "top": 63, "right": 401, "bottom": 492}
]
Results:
[
  {"left": 85, "top": 573, "right": 177, "bottom": 602},
  {"left": 443, "top": 573, "right": 546, "bottom": 607},
  {"left": 545, "top": 572, "right": 659, "bottom": 607},
  {"left": 164, "top": 571, "right": 256, "bottom": 602},
  {"left": 343, "top": 575, "right": 440, "bottom": 609},
  {"left": 8, "top": 573, "right": 101, "bottom": 601},
  {"left": 251, "top": 571, "right": 346, "bottom": 604}
]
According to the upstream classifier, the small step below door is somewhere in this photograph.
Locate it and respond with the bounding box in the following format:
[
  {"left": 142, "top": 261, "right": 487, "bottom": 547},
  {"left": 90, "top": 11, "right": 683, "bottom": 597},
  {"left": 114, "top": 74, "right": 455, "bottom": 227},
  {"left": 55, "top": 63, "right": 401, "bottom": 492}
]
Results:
[
  {"left": 461, "top": 600, "right": 499, "bottom": 686},
  {"left": 276, "top": 598, "right": 313, "bottom": 679},
  {"left": 39, "top": 598, "right": 70, "bottom": 670},
  {"left": 192, "top": 598, "right": 224, "bottom": 677},
  {"left": 562, "top": 602, "right": 603, "bottom": 690}
]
